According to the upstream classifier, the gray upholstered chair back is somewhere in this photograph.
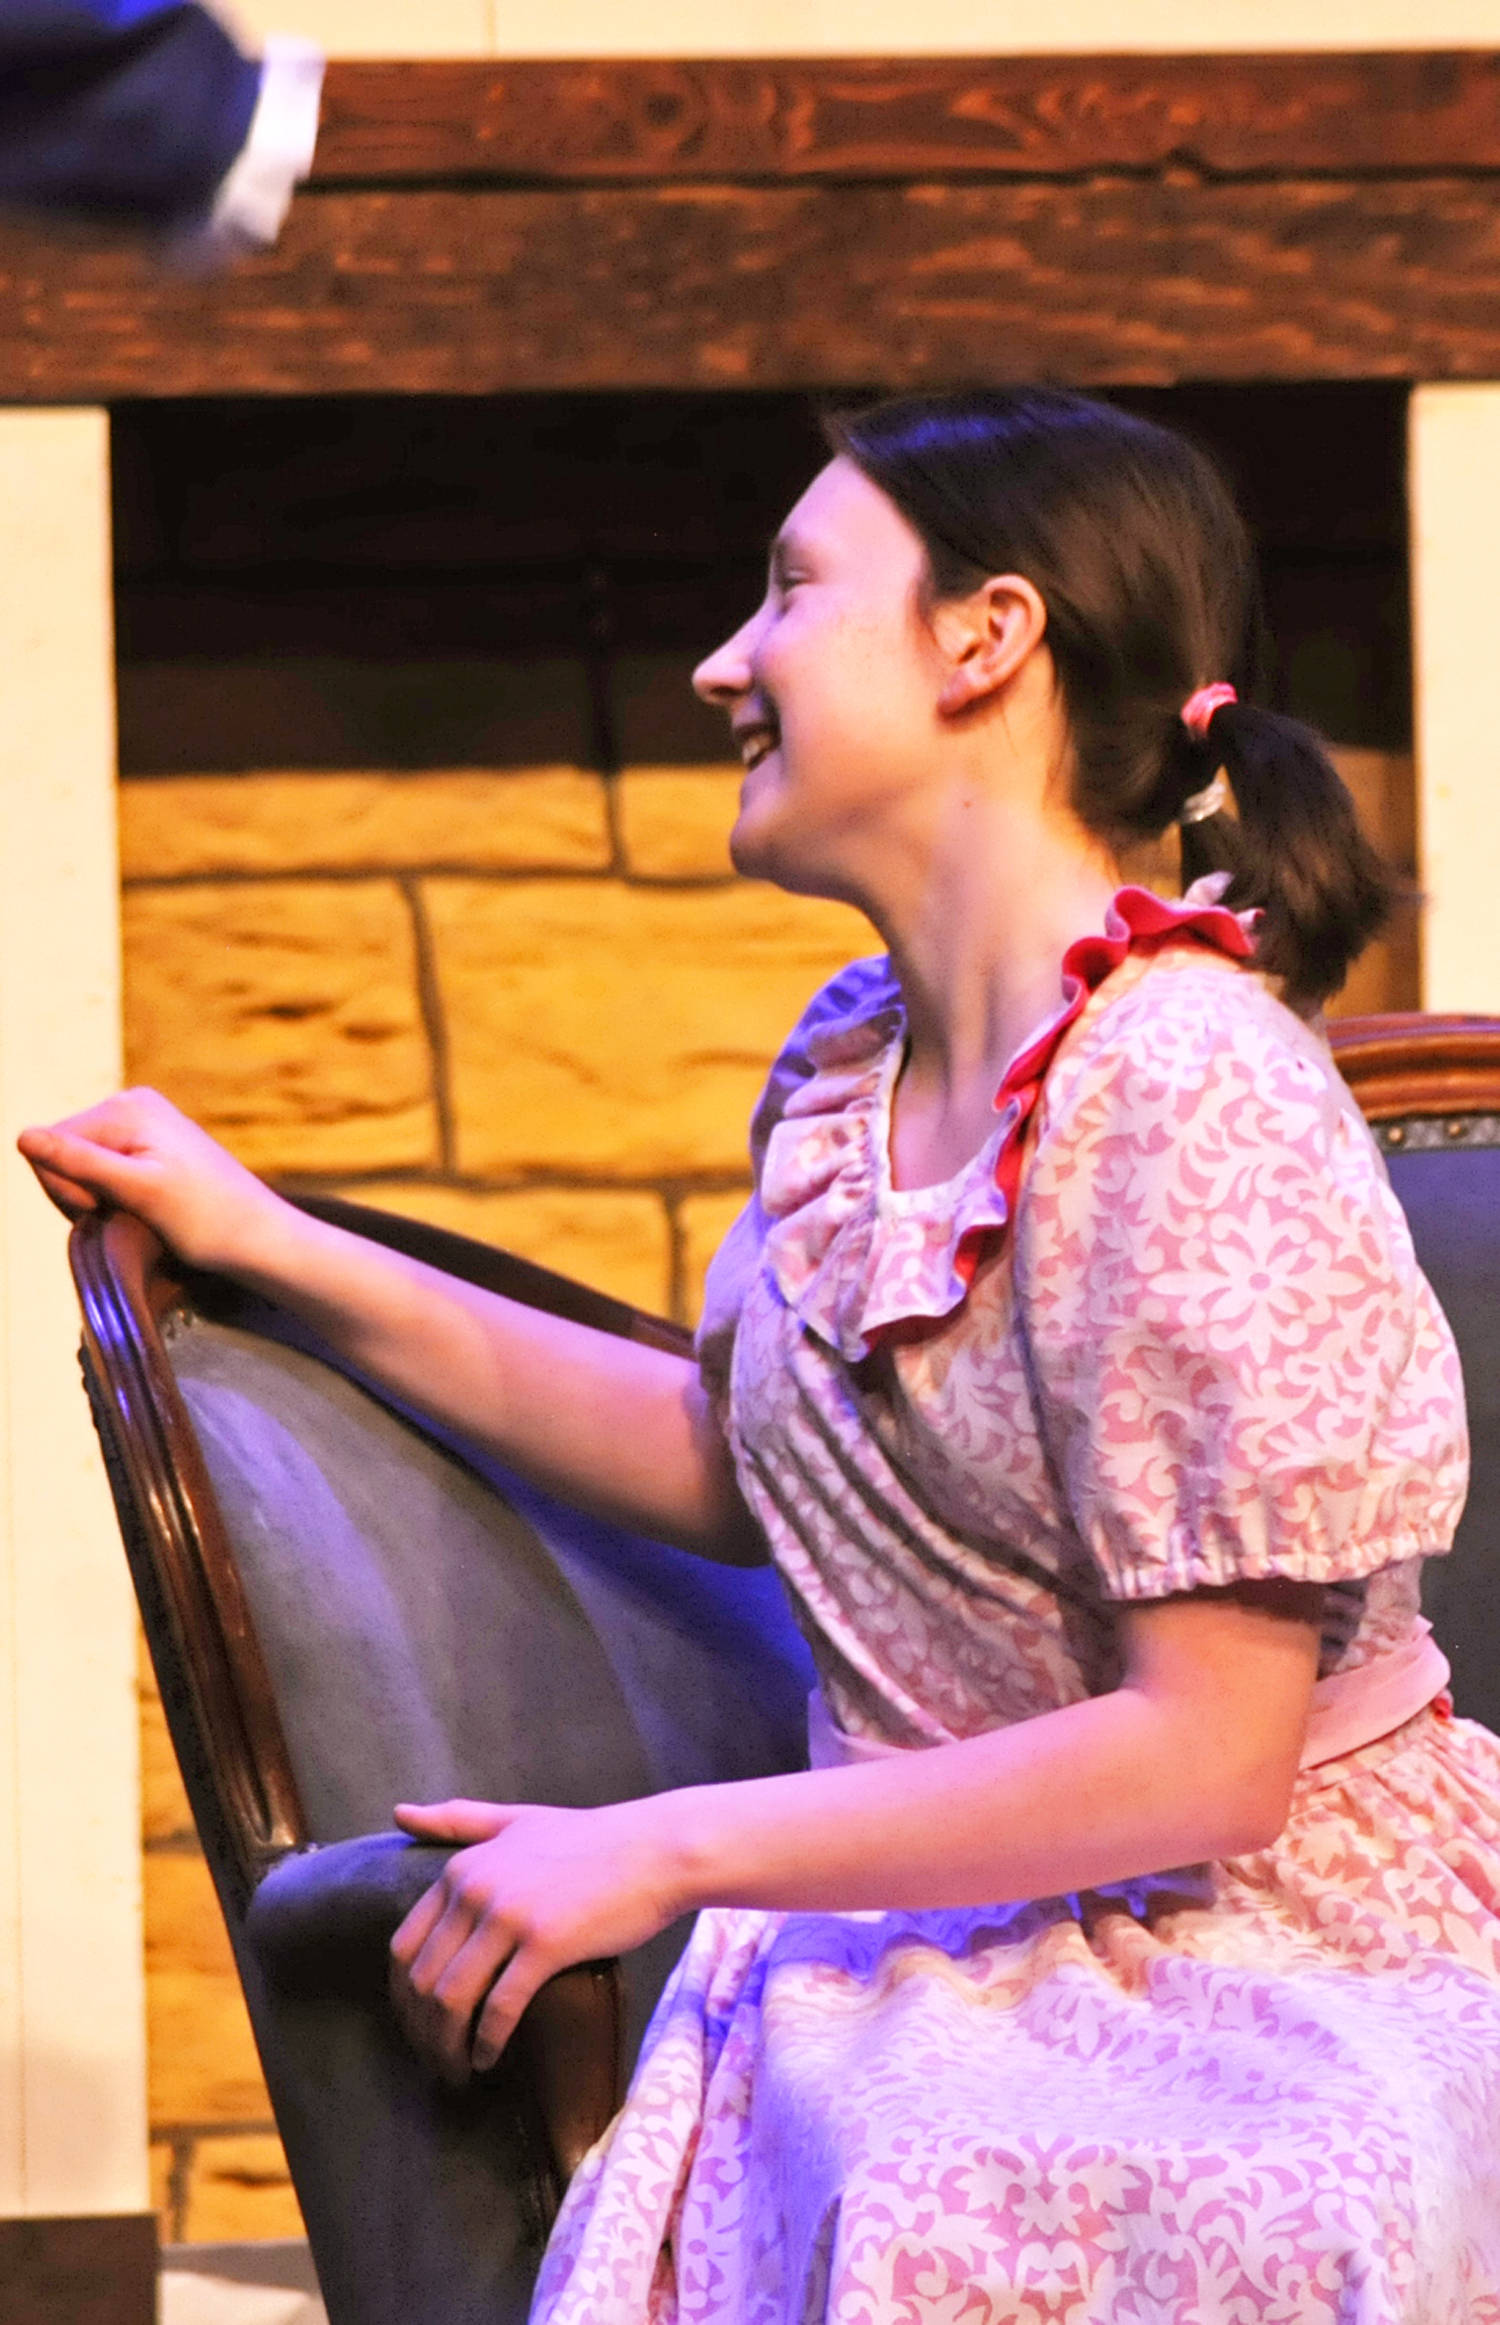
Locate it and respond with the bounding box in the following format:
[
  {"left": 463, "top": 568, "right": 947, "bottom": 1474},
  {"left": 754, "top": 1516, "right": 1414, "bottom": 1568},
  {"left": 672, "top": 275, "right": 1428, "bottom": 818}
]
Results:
[
  {"left": 167, "top": 1305, "right": 811, "bottom": 1857},
  {"left": 1330, "top": 1015, "right": 1500, "bottom": 1732},
  {"left": 1384, "top": 1141, "right": 1500, "bottom": 1727}
]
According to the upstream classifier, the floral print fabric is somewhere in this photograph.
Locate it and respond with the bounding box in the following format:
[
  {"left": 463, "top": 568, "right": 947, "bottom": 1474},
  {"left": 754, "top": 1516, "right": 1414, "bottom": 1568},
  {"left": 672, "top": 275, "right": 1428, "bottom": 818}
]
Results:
[{"left": 531, "top": 898, "right": 1498, "bottom": 2325}]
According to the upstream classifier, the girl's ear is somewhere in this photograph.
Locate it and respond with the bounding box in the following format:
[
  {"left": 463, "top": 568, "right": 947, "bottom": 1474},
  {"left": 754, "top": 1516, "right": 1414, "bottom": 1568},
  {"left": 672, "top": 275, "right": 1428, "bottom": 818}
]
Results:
[{"left": 934, "top": 574, "right": 1048, "bottom": 717}]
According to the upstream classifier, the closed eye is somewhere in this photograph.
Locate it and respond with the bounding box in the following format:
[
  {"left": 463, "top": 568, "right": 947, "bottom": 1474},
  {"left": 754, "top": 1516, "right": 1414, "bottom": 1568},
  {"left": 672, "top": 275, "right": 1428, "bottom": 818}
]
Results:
[{"left": 767, "top": 528, "right": 814, "bottom": 599}]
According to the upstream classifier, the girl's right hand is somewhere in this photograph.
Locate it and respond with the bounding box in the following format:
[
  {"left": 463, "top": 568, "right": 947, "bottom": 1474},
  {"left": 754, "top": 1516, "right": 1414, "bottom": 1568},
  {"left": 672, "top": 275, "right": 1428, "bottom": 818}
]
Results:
[{"left": 17, "top": 1087, "right": 283, "bottom": 1275}]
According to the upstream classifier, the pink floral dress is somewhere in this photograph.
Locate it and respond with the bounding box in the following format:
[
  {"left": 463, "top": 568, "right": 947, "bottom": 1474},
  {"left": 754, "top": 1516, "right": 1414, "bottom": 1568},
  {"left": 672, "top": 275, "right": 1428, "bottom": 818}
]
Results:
[{"left": 531, "top": 888, "right": 1500, "bottom": 2325}]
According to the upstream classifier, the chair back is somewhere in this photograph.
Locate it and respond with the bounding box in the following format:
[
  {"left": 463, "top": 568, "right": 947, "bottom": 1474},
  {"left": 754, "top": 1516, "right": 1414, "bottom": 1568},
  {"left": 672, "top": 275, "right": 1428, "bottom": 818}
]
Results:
[
  {"left": 1332, "top": 1015, "right": 1500, "bottom": 1730},
  {"left": 73, "top": 1199, "right": 813, "bottom": 2325}
]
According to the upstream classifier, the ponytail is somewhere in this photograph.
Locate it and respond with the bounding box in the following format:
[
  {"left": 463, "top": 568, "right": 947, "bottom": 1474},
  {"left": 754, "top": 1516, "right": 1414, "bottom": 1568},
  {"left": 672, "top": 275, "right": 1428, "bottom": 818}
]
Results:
[
  {"left": 829, "top": 389, "right": 1398, "bottom": 1016},
  {"left": 1162, "top": 700, "right": 1396, "bottom": 1011}
]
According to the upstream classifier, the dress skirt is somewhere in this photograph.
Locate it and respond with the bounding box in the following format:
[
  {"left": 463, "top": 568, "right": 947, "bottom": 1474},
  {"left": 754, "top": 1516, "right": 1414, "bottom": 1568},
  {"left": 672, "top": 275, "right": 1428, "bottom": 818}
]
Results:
[{"left": 531, "top": 1705, "right": 1500, "bottom": 2325}]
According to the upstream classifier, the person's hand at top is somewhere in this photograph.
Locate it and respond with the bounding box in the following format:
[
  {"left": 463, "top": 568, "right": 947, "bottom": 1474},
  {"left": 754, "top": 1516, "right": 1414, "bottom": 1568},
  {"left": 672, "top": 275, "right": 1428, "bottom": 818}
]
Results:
[
  {"left": 0, "top": 2, "right": 323, "bottom": 261},
  {"left": 17, "top": 1086, "right": 282, "bottom": 1274}
]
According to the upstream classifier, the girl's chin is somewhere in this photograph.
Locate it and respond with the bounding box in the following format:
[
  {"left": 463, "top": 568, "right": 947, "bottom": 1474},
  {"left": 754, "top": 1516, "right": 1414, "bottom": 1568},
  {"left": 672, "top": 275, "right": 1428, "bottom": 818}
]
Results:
[
  {"left": 729, "top": 812, "right": 801, "bottom": 887},
  {"left": 729, "top": 781, "right": 846, "bottom": 897},
  {"left": 727, "top": 801, "right": 779, "bottom": 880},
  {"left": 729, "top": 815, "right": 839, "bottom": 902}
]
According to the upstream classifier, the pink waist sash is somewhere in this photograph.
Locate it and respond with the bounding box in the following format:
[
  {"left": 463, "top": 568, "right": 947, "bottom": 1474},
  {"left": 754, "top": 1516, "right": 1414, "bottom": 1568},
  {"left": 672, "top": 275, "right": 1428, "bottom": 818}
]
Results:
[
  {"left": 1297, "top": 1618, "right": 1452, "bottom": 1769},
  {"left": 807, "top": 1621, "right": 1453, "bottom": 1777}
]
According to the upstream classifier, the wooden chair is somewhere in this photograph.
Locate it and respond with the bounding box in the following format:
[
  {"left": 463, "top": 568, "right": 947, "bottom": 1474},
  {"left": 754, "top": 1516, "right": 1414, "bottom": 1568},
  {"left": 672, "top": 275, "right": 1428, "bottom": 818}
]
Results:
[
  {"left": 72, "top": 1197, "right": 812, "bottom": 2325},
  {"left": 70, "top": 1013, "right": 1500, "bottom": 2324}
]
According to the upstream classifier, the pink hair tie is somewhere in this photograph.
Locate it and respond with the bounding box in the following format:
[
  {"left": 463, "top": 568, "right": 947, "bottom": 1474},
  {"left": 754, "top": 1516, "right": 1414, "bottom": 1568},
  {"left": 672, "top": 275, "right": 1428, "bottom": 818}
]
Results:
[{"left": 1180, "top": 681, "right": 1237, "bottom": 740}]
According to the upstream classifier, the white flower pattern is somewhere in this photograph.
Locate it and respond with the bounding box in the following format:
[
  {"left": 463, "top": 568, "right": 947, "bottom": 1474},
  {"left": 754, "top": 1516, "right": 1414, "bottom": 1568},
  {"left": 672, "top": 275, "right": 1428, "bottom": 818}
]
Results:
[{"left": 531, "top": 895, "right": 1494, "bottom": 2325}]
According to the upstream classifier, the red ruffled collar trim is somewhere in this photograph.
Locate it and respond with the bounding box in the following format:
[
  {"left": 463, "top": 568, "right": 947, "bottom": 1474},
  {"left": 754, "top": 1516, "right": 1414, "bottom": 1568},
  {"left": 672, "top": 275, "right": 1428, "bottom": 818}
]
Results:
[
  {"left": 758, "top": 883, "right": 1257, "bottom": 1363},
  {"left": 980, "top": 883, "right": 1257, "bottom": 1265}
]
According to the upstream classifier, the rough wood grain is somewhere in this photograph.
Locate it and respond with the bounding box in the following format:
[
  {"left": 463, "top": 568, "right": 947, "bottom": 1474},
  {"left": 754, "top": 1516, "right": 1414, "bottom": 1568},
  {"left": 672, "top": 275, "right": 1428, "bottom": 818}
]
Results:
[
  {"left": 7, "top": 176, "right": 1500, "bottom": 397},
  {"left": 311, "top": 54, "right": 1500, "bottom": 184}
]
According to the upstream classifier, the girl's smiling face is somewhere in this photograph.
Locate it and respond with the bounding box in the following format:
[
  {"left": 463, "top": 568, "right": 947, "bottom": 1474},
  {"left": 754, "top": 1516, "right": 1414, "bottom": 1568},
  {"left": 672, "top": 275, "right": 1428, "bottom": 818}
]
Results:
[{"left": 692, "top": 457, "right": 953, "bottom": 902}]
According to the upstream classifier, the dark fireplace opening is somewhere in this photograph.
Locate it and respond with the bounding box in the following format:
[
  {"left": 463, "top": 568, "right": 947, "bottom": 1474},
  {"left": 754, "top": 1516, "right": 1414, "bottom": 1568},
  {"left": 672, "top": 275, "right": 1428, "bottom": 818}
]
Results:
[{"left": 111, "top": 383, "right": 1409, "bottom": 778}]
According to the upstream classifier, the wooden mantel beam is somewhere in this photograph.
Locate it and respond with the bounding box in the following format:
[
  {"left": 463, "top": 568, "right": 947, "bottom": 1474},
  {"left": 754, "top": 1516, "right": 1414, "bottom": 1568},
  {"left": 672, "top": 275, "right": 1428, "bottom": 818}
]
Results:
[
  {"left": 310, "top": 52, "right": 1500, "bottom": 183},
  {"left": 8, "top": 178, "right": 1500, "bottom": 398},
  {"left": 4, "top": 54, "right": 1500, "bottom": 399}
]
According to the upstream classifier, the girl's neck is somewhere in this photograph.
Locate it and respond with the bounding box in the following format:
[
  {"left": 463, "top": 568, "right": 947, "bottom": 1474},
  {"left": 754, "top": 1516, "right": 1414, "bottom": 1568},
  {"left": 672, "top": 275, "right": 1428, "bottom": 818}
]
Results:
[{"left": 873, "top": 790, "right": 1120, "bottom": 1191}]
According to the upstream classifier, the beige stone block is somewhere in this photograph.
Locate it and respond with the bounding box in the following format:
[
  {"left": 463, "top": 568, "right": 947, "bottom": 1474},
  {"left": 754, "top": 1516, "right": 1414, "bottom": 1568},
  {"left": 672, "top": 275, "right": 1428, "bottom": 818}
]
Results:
[
  {"left": 330, "top": 1180, "right": 673, "bottom": 1315},
  {"left": 617, "top": 767, "right": 742, "bottom": 879},
  {"left": 138, "top": 1629, "right": 194, "bottom": 1847},
  {"left": 145, "top": 1851, "right": 271, "bottom": 2127},
  {"left": 181, "top": 2134, "right": 305, "bottom": 2245},
  {"left": 123, "top": 880, "right": 438, "bottom": 1175},
  {"left": 678, "top": 1190, "right": 753, "bottom": 1326},
  {"left": 120, "top": 770, "right": 611, "bottom": 882},
  {"left": 426, "top": 878, "right": 874, "bottom": 1180}
]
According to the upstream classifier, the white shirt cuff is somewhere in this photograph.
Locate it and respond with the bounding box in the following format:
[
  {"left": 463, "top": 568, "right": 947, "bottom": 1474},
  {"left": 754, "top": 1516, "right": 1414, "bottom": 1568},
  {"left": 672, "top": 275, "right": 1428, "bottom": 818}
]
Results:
[{"left": 208, "top": 35, "right": 324, "bottom": 250}]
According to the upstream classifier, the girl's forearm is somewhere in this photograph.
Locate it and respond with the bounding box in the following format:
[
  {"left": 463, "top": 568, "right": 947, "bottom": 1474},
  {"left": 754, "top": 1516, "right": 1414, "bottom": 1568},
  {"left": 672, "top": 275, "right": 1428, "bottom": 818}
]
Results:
[
  {"left": 659, "top": 1610, "right": 1315, "bottom": 1916},
  {"left": 662, "top": 1699, "right": 1262, "bottom": 1915},
  {"left": 230, "top": 1196, "right": 759, "bottom": 1558}
]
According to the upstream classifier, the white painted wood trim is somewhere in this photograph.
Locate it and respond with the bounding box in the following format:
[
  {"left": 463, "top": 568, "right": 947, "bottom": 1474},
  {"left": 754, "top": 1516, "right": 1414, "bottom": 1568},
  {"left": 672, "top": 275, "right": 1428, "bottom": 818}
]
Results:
[
  {"left": 1409, "top": 386, "right": 1500, "bottom": 1017},
  {"left": 222, "top": 0, "right": 1500, "bottom": 62},
  {"left": 0, "top": 409, "right": 145, "bottom": 2214}
]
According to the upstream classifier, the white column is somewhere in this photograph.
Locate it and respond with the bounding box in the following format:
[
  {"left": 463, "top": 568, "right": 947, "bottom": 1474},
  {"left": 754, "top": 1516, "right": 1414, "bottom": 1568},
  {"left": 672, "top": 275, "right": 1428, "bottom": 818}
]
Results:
[
  {"left": 0, "top": 410, "right": 145, "bottom": 2215},
  {"left": 1409, "top": 386, "right": 1500, "bottom": 1016}
]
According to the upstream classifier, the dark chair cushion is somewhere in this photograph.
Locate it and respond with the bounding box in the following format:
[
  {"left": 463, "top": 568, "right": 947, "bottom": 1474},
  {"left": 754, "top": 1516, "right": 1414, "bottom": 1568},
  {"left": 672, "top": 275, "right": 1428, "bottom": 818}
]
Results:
[{"left": 1386, "top": 1145, "right": 1500, "bottom": 1730}]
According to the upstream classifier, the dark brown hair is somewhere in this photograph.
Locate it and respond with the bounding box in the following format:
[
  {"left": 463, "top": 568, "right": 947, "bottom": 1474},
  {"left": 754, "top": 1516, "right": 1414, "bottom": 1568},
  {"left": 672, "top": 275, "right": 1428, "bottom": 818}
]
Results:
[{"left": 826, "top": 389, "right": 1394, "bottom": 1009}]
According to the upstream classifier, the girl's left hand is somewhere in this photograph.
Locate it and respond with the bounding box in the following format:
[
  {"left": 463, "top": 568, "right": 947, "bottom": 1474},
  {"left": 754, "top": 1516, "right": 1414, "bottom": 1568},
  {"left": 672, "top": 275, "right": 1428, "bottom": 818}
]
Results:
[{"left": 389, "top": 1795, "right": 687, "bottom": 2083}]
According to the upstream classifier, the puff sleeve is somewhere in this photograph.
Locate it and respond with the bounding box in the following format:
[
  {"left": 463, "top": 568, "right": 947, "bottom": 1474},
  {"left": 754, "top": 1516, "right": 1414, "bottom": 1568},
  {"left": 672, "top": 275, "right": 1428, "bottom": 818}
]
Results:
[{"left": 1018, "top": 964, "right": 1468, "bottom": 1602}]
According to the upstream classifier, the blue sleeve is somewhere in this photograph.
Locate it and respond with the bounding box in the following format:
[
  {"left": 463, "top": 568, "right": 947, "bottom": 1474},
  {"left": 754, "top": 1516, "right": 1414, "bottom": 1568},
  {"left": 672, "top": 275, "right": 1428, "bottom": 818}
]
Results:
[{"left": 0, "top": 1, "right": 260, "bottom": 221}]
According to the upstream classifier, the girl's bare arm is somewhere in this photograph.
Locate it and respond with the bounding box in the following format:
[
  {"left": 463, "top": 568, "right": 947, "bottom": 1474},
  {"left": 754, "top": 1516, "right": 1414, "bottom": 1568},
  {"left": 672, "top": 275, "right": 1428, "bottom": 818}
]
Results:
[
  {"left": 19, "top": 1087, "right": 759, "bottom": 1560},
  {"left": 392, "top": 1578, "right": 1322, "bottom": 2078}
]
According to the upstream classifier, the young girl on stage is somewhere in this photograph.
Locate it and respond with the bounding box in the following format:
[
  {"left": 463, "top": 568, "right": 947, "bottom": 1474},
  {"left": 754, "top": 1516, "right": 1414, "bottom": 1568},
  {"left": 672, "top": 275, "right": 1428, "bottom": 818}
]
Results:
[{"left": 23, "top": 391, "right": 1500, "bottom": 2321}]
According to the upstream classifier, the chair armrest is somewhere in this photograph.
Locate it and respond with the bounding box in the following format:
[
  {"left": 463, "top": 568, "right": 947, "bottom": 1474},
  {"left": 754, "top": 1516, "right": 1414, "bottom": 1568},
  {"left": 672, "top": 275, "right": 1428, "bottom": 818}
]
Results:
[
  {"left": 247, "top": 1833, "right": 457, "bottom": 1980},
  {"left": 247, "top": 1834, "right": 624, "bottom": 2188}
]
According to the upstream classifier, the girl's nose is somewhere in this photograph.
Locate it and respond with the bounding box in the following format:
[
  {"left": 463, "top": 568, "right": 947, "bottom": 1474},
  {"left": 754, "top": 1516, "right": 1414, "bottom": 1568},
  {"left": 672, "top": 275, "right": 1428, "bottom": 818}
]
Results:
[{"left": 692, "top": 613, "right": 757, "bottom": 705}]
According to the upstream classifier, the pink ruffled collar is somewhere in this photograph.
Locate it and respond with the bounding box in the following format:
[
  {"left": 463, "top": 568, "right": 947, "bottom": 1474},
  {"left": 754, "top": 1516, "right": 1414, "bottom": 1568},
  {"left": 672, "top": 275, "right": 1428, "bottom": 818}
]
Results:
[{"left": 759, "top": 884, "right": 1257, "bottom": 1364}]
